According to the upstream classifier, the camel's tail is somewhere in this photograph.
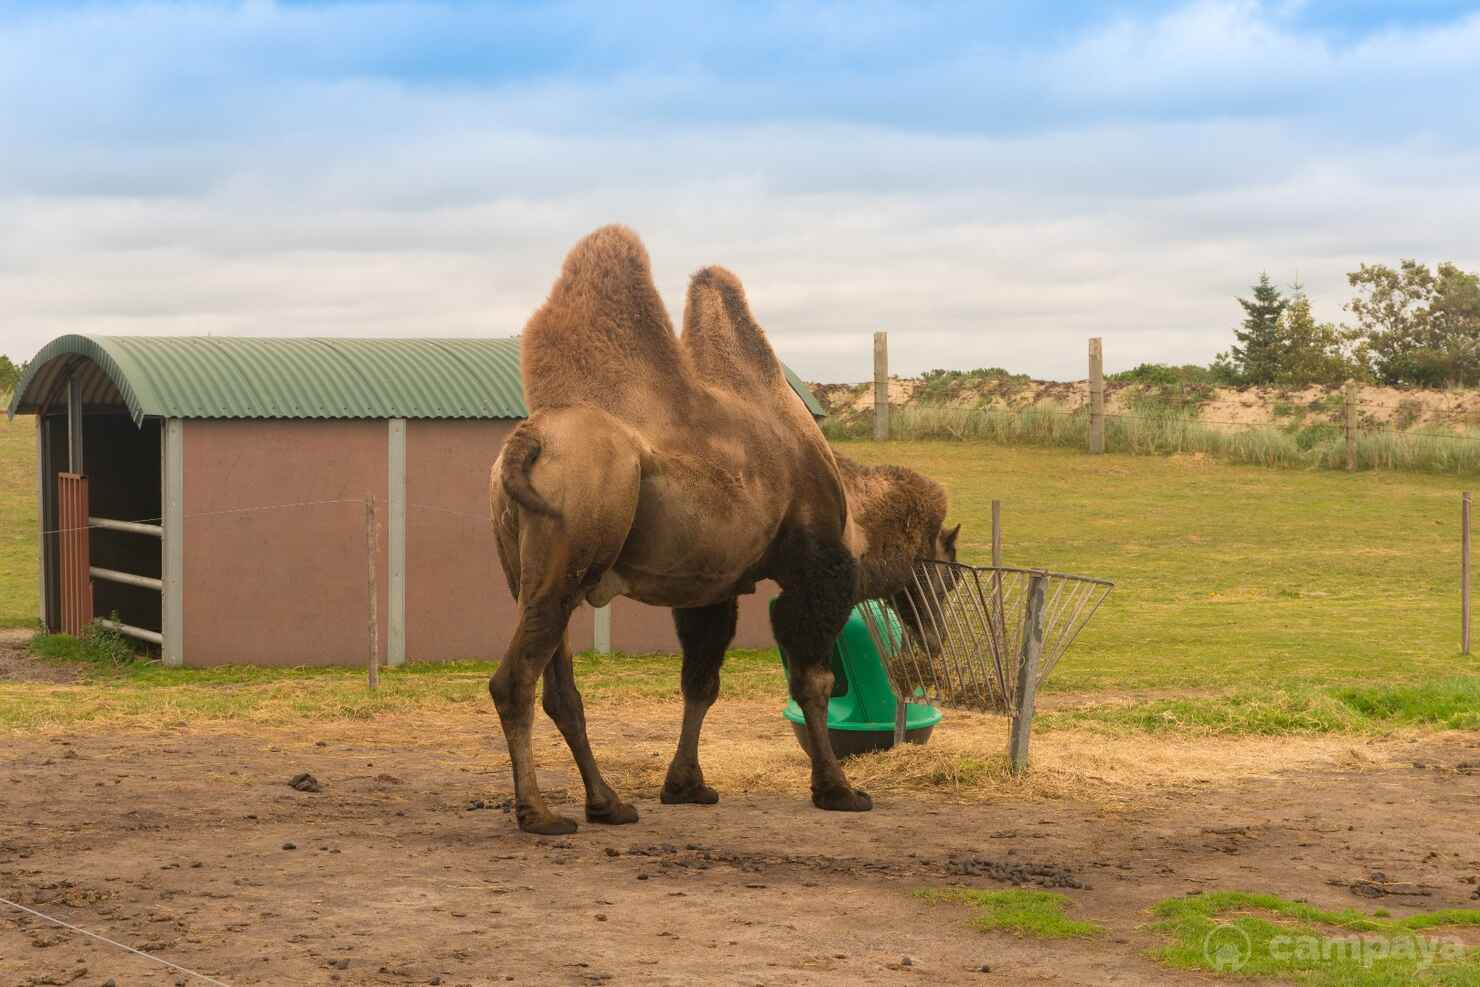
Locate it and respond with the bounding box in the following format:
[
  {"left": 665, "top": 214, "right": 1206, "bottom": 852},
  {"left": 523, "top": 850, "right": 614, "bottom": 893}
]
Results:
[{"left": 499, "top": 423, "right": 560, "bottom": 518}]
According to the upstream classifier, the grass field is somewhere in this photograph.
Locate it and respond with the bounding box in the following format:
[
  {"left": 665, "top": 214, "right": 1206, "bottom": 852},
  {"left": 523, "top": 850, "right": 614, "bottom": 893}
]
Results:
[
  {"left": 827, "top": 403, "right": 1480, "bottom": 476},
  {"left": 0, "top": 413, "right": 36, "bottom": 627},
  {"left": 4, "top": 416, "right": 1480, "bottom": 732},
  {"left": 835, "top": 440, "right": 1480, "bottom": 691}
]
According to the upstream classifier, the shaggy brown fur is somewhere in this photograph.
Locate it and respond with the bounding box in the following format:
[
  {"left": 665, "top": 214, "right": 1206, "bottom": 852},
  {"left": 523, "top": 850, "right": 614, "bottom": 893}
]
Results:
[
  {"left": 520, "top": 224, "right": 690, "bottom": 428},
  {"left": 837, "top": 455, "right": 959, "bottom": 600},
  {"left": 682, "top": 265, "right": 783, "bottom": 392},
  {"left": 490, "top": 226, "right": 867, "bottom": 835}
]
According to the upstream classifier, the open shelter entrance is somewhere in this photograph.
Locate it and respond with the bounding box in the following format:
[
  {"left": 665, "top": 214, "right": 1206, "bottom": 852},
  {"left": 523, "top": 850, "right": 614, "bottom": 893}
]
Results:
[{"left": 25, "top": 352, "right": 169, "bottom": 649}]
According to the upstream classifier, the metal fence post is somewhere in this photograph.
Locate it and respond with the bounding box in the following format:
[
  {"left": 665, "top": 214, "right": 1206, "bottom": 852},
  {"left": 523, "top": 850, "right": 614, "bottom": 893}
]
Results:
[
  {"left": 593, "top": 604, "right": 612, "bottom": 655},
  {"left": 387, "top": 419, "right": 407, "bottom": 667},
  {"left": 161, "top": 419, "right": 184, "bottom": 666}
]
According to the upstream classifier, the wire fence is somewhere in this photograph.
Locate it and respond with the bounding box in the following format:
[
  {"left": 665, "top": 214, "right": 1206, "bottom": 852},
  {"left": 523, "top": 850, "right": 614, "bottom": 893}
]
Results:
[
  {"left": 857, "top": 562, "right": 1113, "bottom": 713},
  {"left": 37, "top": 493, "right": 504, "bottom": 665}
]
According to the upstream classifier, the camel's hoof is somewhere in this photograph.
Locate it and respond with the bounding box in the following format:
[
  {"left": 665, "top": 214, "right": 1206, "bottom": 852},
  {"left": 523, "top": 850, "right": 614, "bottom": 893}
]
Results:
[
  {"left": 518, "top": 812, "right": 579, "bottom": 835},
  {"left": 812, "top": 786, "right": 873, "bottom": 812},
  {"left": 585, "top": 801, "right": 640, "bottom": 825},
  {"left": 660, "top": 782, "right": 719, "bottom": 805}
]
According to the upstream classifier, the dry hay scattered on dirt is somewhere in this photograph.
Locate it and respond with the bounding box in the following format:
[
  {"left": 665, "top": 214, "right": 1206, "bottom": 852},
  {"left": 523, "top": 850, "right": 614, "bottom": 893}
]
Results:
[{"left": 179, "top": 698, "right": 1405, "bottom": 813}]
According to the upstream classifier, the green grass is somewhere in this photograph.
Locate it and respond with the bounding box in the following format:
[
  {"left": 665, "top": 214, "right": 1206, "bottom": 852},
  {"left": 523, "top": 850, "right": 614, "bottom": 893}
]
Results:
[
  {"left": 824, "top": 404, "right": 1480, "bottom": 476},
  {"left": 0, "top": 644, "right": 786, "bottom": 732},
  {"left": 6, "top": 430, "right": 1480, "bottom": 734},
  {"left": 31, "top": 619, "right": 135, "bottom": 667},
  {"left": 1151, "top": 891, "right": 1480, "bottom": 985},
  {"left": 837, "top": 441, "right": 1480, "bottom": 692},
  {"left": 914, "top": 887, "right": 1103, "bottom": 939},
  {"left": 1042, "top": 678, "right": 1480, "bottom": 735},
  {"left": 0, "top": 414, "right": 36, "bottom": 627}
]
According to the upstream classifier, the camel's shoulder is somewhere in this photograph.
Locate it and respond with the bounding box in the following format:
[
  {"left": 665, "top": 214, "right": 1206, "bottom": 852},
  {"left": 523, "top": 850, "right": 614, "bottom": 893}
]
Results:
[{"left": 521, "top": 225, "right": 691, "bottom": 420}]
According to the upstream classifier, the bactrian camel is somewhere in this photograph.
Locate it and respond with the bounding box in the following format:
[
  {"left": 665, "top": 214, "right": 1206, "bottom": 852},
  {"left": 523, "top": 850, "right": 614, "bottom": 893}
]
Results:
[{"left": 489, "top": 226, "right": 957, "bottom": 834}]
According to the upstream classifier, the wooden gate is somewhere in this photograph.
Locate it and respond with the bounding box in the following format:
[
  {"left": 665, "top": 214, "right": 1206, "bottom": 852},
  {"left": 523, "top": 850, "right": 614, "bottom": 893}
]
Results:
[{"left": 57, "top": 472, "right": 92, "bottom": 635}]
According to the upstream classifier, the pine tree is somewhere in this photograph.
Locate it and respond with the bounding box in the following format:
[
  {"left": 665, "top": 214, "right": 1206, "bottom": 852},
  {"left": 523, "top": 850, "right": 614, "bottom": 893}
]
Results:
[
  {"left": 1228, "top": 273, "right": 1288, "bottom": 385},
  {"left": 1275, "top": 288, "right": 1358, "bottom": 387}
]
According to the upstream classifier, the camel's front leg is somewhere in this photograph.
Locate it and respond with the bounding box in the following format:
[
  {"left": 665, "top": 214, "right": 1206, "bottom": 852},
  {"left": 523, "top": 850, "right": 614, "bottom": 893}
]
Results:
[
  {"left": 542, "top": 639, "right": 638, "bottom": 824},
  {"left": 662, "top": 600, "right": 738, "bottom": 804}
]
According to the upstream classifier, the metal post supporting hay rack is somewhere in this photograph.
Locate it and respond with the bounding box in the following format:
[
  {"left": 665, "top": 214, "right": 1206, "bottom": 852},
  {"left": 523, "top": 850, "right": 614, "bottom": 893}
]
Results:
[{"left": 856, "top": 561, "right": 1114, "bottom": 716}]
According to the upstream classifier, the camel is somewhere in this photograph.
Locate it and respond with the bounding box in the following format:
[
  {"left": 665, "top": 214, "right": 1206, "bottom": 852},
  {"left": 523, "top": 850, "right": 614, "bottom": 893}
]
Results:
[
  {"left": 838, "top": 455, "right": 960, "bottom": 601},
  {"left": 489, "top": 226, "right": 957, "bottom": 834}
]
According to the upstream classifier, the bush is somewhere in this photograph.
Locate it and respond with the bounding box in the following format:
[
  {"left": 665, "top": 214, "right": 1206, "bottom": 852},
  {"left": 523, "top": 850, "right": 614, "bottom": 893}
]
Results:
[
  {"left": 31, "top": 615, "right": 137, "bottom": 667},
  {"left": 916, "top": 367, "right": 1030, "bottom": 403},
  {"left": 1108, "top": 363, "right": 1219, "bottom": 387}
]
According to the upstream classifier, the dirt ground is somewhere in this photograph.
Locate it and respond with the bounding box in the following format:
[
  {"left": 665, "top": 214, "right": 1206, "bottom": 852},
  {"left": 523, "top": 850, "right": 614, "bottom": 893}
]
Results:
[
  {"left": 0, "top": 629, "right": 77, "bottom": 685},
  {"left": 3, "top": 699, "right": 1478, "bottom": 987}
]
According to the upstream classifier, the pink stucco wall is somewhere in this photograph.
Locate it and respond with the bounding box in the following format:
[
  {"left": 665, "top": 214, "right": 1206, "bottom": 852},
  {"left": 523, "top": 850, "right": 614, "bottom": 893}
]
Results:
[
  {"left": 182, "top": 420, "right": 388, "bottom": 667},
  {"left": 180, "top": 418, "right": 778, "bottom": 666}
]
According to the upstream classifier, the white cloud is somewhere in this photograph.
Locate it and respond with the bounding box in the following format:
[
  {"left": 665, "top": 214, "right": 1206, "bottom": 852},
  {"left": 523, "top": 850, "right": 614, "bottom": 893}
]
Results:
[{"left": 1, "top": 2, "right": 1478, "bottom": 382}]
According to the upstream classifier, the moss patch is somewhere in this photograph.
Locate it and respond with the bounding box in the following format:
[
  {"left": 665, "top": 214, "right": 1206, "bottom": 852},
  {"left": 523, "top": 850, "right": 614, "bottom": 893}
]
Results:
[
  {"left": 915, "top": 887, "right": 1103, "bottom": 939},
  {"left": 1151, "top": 891, "right": 1480, "bottom": 985}
]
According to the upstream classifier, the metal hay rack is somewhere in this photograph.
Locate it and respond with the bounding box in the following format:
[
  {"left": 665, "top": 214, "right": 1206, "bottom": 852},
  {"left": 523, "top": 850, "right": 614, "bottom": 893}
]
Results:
[{"left": 857, "top": 561, "right": 1114, "bottom": 716}]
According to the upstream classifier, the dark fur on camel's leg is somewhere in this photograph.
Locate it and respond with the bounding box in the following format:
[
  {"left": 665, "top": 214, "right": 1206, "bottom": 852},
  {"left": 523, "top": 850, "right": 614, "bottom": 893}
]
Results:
[
  {"left": 662, "top": 599, "right": 737, "bottom": 805},
  {"left": 542, "top": 640, "right": 638, "bottom": 824},
  {"left": 770, "top": 536, "right": 872, "bottom": 812}
]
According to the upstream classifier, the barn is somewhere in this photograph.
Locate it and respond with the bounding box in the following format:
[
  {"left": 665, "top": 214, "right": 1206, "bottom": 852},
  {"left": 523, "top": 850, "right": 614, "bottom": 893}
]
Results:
[{"left": 6, "top": 335, "right": 825, "bottom": 667}]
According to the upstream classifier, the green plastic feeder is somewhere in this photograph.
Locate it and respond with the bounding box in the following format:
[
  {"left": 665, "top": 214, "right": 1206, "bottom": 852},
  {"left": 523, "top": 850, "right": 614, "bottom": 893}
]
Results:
[{"left": 776, "top": 600, "right": 943, "bottom": 758}]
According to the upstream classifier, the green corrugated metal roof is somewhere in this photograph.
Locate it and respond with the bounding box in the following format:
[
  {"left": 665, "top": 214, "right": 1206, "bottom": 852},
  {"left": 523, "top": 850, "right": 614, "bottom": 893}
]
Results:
[{"left": 7, "top": 335, "right": 826, "bottom": 424}]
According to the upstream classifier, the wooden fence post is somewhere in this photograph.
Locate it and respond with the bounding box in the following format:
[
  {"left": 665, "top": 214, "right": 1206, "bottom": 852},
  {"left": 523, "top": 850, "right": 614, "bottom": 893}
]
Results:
[
  {"left": 873, "top": 331, "right": 889, "bottom": 440},
  {"left": 1008, "top": 572, "right": 1046, "bottom": 775},
  {"left": 1464, "top": 492, "right": 1472, "bottom": 656},
  {"left": 991, "top": 500, "right": 1005, "bottom": 658},
  {"left": 991, "top": 500, "right": 1003, "bottom": 570},
  {"left": 1088, "top": 338, "right": 1104, "bottom": 454},
  {"left": 366, "top": 496, "right": 380, "bottom": 691},
  {"left": 1345, "top": 380, "right": 1358, "bottom": 472}
]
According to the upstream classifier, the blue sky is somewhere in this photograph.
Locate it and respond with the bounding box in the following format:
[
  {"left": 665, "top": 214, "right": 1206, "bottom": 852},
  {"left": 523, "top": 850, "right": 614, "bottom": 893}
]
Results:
[{"left": 2, "top": 1, "right": 1479, "bottom": 381}]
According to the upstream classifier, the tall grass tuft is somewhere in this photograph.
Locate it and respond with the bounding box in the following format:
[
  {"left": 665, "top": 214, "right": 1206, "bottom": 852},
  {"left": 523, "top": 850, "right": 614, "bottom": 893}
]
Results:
[{"left": 829, "top": 403, "right": 1480, "bottom": 475}]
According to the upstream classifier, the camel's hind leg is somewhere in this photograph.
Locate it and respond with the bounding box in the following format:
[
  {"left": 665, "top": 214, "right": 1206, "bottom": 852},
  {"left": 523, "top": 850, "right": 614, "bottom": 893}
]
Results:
[
  {"left": 489, "top": 589, "right": 580, "bottom": 835},
  {"left": 770, "top": 534, "right": 871, "bottom": 812},
  {"left": 542, "top": 639, "right": 639, "bottom": 824},
  {"left": 661, "top": 599, "right": 737, "bottom": 805},
  {"left": 489, "top": 411, "right": 643, "bottom": 835}
]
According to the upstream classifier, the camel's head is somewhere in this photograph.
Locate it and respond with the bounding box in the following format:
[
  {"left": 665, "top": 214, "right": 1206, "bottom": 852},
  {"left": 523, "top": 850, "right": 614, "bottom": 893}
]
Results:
[
  {"left": 889, "top": 527, "right": 958, "bottom": 649},
  {"left": 933, "top": 522, "right": 962, "bottom": 566},
  {"left": 835, "top": 454, "right": 963, "bottom": 651}
]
